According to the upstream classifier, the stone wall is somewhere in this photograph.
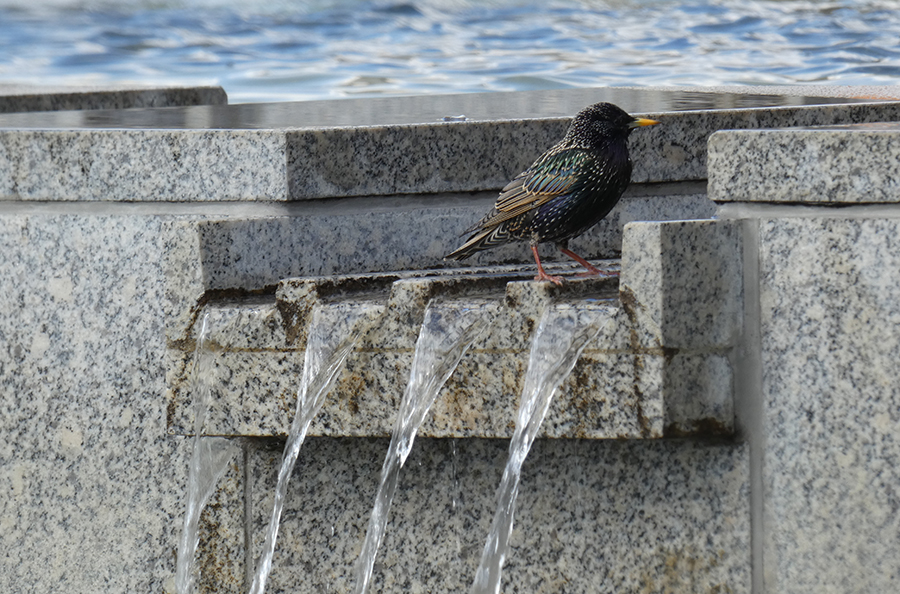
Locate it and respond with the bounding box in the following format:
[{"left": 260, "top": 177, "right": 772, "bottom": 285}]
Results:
[
  {"left": 712, "top": 123, "right": 900, "bottom": 593},
  {"left": 1, "top": 87, "right": 899, "bottom": 593}
]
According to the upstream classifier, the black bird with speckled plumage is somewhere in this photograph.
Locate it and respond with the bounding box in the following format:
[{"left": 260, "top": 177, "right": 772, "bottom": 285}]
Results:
[{"left": 445, "top": 102, "right": 658, "bottom": 284}]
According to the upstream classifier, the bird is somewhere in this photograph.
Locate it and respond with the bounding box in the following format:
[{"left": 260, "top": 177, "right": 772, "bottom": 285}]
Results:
[{"left": 444, "top": 102, "right": 659, "bottom": 285}]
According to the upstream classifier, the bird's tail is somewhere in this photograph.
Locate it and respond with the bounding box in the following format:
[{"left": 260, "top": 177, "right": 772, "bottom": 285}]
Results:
[{"left": 444, "top": 226, "right": 510, "bottom": 261}]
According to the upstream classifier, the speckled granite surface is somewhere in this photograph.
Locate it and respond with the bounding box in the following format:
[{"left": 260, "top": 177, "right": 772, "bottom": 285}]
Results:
[
  {"left": 166, "top": 276, "right": 648, "bottom": 440},
  {"left": 279, "top": 102, "right": 900, "bottom": 200},
  {"left": 621, "top": 219, "right": 742, "bottom": 435},
  {"left": 755, "top": 217, "right": 900, "bottom": 592},
  {"left": 239, "top": 437, "right": 749, "bottom": 594},
  {"left": 2, "top": 99, "right": 900, "bottom": 201},
  {"left": 0, "top": 129, "right": 291, "bottom": 202},
  {"left": 164, "top": 218, "right": 741, "bottom": 441},
  {"left": 711, "top": 119, "right": 900, "bottom": 592},
  {"left": 159, "top": 187, "right": 712, "bottom": 343},
  {"left": 6, "top": 86, "right": 896, "bottom": 594},
  {"left": 0, "top": 215, "right": 186, "bottom": 594},
  {"left": 186, "top": 443, "right": 246, "bottom": 594},
  {"left": 709, "top": 123, "right": 900, "bottom": 204},
  {"left": 0, "top": 84, "right": 226, "bottom": 113}
]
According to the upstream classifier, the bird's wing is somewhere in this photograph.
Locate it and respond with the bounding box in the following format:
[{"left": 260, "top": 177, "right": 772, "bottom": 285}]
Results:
[
  {"left": 512, "top": 148, "right": 590, "bottom": 199},
  {"left": 471, "top": 148, "right": 593, "bottom": 231}
]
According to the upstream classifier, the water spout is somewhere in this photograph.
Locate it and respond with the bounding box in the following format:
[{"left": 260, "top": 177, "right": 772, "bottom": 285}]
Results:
[
  {"left": 470, "top": 303, "right": 614, "bottom": 594},
  {"left": 249, "top": 302, "right": 374, "bottom": 594},
  {"left": 175, "top": 312, "right": 243, "bottom": 594},
  {"left": 354, "top": 300, "right": 492, "bottom": 594}
]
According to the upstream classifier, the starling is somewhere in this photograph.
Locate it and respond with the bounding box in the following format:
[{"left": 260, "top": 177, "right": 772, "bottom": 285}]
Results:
[{"left": 444, "top": 102, "right": 659, "bottom": 284}]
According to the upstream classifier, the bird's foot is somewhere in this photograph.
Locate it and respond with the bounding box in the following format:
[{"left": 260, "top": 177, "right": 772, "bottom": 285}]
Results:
[
  {"left": 534, "top": 271, "right": 565, "bottom": 285},
  {"left": 557, "top": 247, "right": 618, "bottom": 279},
  {"left": 532, "top": 245, "right": 564, "bottom": 285}
]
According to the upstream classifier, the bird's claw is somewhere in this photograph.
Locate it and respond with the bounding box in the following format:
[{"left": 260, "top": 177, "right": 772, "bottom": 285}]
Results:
[{"left": 534, "top": 272, "right": 565, "bottom": 285}]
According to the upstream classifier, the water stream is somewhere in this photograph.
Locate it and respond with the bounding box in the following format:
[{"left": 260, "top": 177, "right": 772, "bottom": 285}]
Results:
[
  {"left": 353, "top": 300, "right": 492, "bottom": 594},
  {"left": 470, "top": 303, "right": 614, "bottom": 594},
  {"left": 249, "top": 302, "right": 373, "bottom": 594},
  {"left": 175, "top": 311, "right": 245, "bottom": 594}
]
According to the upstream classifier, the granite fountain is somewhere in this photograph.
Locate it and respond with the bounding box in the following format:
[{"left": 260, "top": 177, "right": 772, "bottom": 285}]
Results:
[{"left": 1, "top": 85, "right": 899, "bottom": 594}]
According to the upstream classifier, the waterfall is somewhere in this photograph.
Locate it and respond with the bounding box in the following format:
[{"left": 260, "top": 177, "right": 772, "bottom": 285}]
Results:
[
  {"left": 175, "top": 311, "right": 245, "bottom": 594},
  {"left": 470, "top": 303, "right": 614, "bottom": 594},
  {"left": 353, "top": 300, "right": 492, "bottom": 594},
  {"left": 249, "top": 302, "right": 373, "bottom": 594},
  {"left": 177, "top": 290, "right": 615, "bottom": 594}
]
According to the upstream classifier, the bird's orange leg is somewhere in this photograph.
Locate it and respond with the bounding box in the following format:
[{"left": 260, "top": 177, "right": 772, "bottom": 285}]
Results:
[
  {"left": 532, "top": 245, "right": 564, "bottom": 285},
  {"left": 559, "top": 246, "right": 619, "bottom": 278}
]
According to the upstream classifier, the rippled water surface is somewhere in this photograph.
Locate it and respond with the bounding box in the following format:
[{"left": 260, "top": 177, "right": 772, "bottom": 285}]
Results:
[{"left": 0, "top": 0, "right": 898, "bottom": 103}]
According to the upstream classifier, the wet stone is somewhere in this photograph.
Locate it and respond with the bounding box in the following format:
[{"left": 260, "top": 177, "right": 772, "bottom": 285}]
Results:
[{"left": 168, "top": 220, "right": 742, "bottom": 441}]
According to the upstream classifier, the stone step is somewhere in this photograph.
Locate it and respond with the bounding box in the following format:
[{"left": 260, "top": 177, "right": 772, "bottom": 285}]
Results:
[{"left": 167, "top": 219, "right": 742, "bottom": 441}]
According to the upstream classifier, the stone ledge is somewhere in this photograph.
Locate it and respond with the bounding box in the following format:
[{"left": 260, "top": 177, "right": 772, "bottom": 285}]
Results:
[
  {"left": 166, "top": 220, "right": 741, "bottom": 440},
  {"left": 1, "top": 92, "right": 899, "bottom": 201},
  {"left": 158, "top": 188, "right": 713, "bottom": 344},
  {"left": 710, "top": 123, "right": 900, "bottom": 205},
  {"left": 0, "top": 84, "right": 227, "bottom": 114}
]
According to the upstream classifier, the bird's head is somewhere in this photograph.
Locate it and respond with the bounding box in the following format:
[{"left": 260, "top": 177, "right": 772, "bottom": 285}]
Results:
[{"left": 566, "top": 102, "right": 659, "bottom": 148}]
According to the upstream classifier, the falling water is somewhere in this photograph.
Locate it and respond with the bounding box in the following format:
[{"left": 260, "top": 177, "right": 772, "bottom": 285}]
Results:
[
  {"left": 249, "top": 302, "right": 373, "bottom": 594},
  {"left": 174, "top": 438, "right": 241, "bottom": 594},
  {"left": 175, "top": 311, "right": 244, "bottom": 594},
  {"left": 470, "top": 304, "right": 614, "bottom": 594},
  {"left": 353, "top": 301, "right": 492, "bottom": 594}
]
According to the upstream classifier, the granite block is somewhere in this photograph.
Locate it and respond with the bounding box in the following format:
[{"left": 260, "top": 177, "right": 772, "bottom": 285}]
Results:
[
  {"left": 3, "top": 99, "right": 900, "bottom": 201},
  {"left": 757, "top": 217, "right": 900, "bottom": 592},
  {"left": 243, "top": 436, "right": 749, "bottom": 594},
  {"left": 0, "top": 214, "right": 186, "bottom": 593},
  {"left": 12, "top": 86, "right": 900, "bottom": 594},
  {"left": 0, "top": 84, "right": 226, "bottom": 114},
  {"left": 0, "top": 129, "right": 290, "bottom": 202},
  {"left": 166, "top": 220, "right": 744, "bottom": 441},
  {"left": 621, "top": 219, "right": 743, "bottom": 349},
  {"left": 285, "top": 118, "right": 568, "bottom": 199},
  {"left": 626, "top": 101, "right": 900, "bottom": 188},
  {"left": 664, "top": 354, "right": 734, "bottom": 435},
  {"left": 709, "top": 123, "right": 900, "bottom": 204},
  {"left": 160, "top": 188, "right": 712, "bottom": 345},
  {"left": 620, "top": 219, "right": 742, "bottom": 435},
  {"left": 167, "top": 273, "right": 668, "bottom": 440},
  {"left": 170, "top": 336, "right": 662, "bottom": 440}
]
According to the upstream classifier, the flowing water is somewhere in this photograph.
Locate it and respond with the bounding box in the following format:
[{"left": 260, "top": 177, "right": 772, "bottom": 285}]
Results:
[
  {"left": 175, "top": 311, "right": 244, "bottom": 594},
  {"left": 249, "top": 302, "right": 373, "bottom": 594},
  {"left": 1, "top": 0, "right": 899, "bottom": 103},
  {"left": 175, "top": 437, "right": 241, "bottom": 594},
  {"left": 354, "top": 300, "right": 492, "bottom": 594},
  {"left": 470, "top": 303, "right": 615, "bottom": 594}
]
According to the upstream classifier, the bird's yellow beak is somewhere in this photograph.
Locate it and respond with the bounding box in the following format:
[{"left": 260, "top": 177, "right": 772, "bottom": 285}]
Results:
[{"left": 629, "top": 117, "right": 660, "bottom": 128}]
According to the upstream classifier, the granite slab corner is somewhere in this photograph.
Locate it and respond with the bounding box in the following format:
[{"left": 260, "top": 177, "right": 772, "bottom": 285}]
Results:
[{"left": 709, "top": 123, "right": 900, "bottom": 205}]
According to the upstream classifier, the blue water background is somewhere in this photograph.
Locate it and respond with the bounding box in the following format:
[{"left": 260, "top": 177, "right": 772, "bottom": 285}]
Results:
[{"left": 0, "top": 0, "right": 898, "bottom": 103}]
